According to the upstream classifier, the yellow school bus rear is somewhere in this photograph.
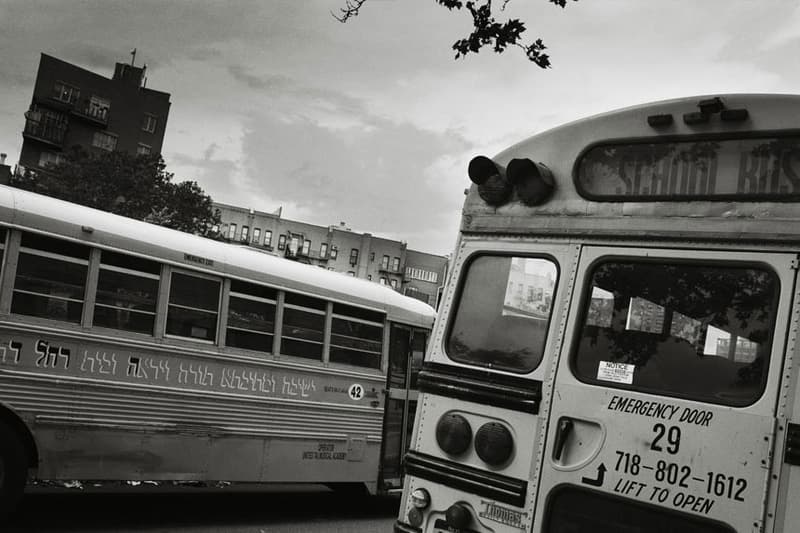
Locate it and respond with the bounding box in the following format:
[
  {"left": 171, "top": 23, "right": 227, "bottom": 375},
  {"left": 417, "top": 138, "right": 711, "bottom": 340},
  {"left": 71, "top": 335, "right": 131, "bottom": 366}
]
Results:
[{"left": 396, "top": 94, "right": 800, "bottom": 533}]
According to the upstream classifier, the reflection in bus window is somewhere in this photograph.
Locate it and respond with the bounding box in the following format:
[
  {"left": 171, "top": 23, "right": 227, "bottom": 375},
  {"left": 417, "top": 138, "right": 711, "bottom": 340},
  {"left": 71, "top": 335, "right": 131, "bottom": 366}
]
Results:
[
  {"left": 281, "top": 292, "right": 326, "bottom": 360},
  {"left": 226, "top": 280, "right": 277, "bottom": 352},
  {"left": 447, "top": 256, "right": 557, "bottom": 373},
  {"left": 166, "top": 272, "right": 220, "bottom": 341},
  {"left": 574, "top": 261, "right": 778, "bottom": 406},
  {"left": 12, "top": 233, "right": 89, "bottom": 323},
  {"left": 94, "top": 251, "right": 160, "bottom": 334},
  {"left": 329, "top": 303, "right": 384, "bottom": 369}
]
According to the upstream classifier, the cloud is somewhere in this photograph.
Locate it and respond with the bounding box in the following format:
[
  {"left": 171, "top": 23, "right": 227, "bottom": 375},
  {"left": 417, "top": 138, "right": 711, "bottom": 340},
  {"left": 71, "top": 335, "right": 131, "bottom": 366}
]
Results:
[{"left": 239, "top": 107, "right": 471, "bottom": 244}]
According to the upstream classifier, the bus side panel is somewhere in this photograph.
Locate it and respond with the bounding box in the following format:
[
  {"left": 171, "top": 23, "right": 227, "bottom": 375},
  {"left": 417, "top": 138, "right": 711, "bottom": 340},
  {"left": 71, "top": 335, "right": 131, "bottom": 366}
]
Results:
[{"left": 0, "top": 325, "right": 385, "bottom": 484}]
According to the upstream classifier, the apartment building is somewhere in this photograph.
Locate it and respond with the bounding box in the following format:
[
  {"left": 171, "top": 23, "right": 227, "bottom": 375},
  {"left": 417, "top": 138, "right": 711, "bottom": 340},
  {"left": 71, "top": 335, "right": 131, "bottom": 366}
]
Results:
[{"left": 213, "top": 203, "right": 448, "bottom": 307}]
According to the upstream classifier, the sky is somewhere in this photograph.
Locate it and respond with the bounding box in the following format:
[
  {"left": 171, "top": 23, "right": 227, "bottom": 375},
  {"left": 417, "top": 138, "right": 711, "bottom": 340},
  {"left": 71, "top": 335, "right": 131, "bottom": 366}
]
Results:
[{"left": 1, "top": 0, "right": 798, "bottom": 256}]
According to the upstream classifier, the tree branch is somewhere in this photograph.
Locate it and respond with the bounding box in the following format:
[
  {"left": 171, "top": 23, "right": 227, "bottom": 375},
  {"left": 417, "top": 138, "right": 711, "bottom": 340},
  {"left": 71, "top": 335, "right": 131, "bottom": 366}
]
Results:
[{"left": 332, "top": 0, "right": 368, "bottom": 22}]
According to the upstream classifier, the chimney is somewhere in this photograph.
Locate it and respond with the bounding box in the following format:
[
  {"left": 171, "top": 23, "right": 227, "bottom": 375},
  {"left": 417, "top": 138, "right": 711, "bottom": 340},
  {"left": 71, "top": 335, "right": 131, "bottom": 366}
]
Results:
[
  {"left": 113, "top": 62, "right": 146, "bottom": 88},
  {"left": 0, "top": 154, "right": 6, "bottom": 165}
]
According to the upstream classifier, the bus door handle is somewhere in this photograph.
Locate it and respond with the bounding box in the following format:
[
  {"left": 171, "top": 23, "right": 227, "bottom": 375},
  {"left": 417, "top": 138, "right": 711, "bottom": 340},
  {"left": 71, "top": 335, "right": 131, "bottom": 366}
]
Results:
[{"left": 553, "top": 417, "right": 574, "bottom": 461}]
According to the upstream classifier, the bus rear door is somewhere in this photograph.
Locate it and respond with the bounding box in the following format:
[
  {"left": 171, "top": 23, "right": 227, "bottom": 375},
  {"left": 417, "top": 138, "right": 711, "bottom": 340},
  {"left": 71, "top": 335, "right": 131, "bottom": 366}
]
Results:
[
  {"left": 534, "top": 246, "right": 794, "bottom": 533},
  {"left": 381, "top": 325, "right": 428, "bottom": 490}
]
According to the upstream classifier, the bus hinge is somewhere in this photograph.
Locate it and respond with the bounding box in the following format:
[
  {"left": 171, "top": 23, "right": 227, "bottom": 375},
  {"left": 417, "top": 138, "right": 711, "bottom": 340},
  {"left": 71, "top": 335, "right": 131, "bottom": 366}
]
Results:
[{"left": 792, "top": 256, "right": 800, "bottom": 271}]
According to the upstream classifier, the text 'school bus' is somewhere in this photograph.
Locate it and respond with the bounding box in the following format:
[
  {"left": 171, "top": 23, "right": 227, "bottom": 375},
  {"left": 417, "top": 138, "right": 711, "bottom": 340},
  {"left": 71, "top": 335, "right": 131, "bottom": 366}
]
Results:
[
  {"left": 0, "top": 185, "right": 436, "bottom": 517},
  {"left": 395, "top": 94, "right": 800, "bottom": 533}
]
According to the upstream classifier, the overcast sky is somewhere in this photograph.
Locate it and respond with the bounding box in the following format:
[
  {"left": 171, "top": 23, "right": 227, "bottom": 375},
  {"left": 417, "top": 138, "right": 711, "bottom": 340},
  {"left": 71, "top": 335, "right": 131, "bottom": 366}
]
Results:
[{"left": 1, "top": 0, "right": 798, "bottom": 255}]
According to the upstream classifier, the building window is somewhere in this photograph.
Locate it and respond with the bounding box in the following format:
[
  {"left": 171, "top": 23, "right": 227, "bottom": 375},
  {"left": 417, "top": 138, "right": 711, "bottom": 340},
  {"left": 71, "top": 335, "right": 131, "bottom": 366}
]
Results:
[
  {"left": 367, "top": 275, "right": 372, "bottom": 281},
  {"left": 320, "top": 243, "right": 328, "bottom": 258},
  {"left": 390, "top": 279, "right": 398, "bottom": 289},
  {"left": 241, "top": 226, "right": 249, "bottom": 242},
  {"left": 349, "top": 248, "right": 359, "bottom": 266},
  {"left": 228, "top": 223, "right": 237, "bottom": 240},
  {"left": 302, "top": 240, "right": 311, "bottom": 255},
  {"left": 264, "top": 230, "right": 272, "bottom": 247},
  {"left": 87, "top": 95, "right": 110, "bottom": 121},
  {"left": 406, "top": 266, "right": 440, "bottom": 284},
  {"left": 278, "top": 235, "right": 287, "bottom": 250},
  {"left": 392, "top": 257, "right": 400, "bottom": 271},
  {"left": 136, "top": 143, "right": 152, "bottom": 156},
  {"left": 381, "top": 255, "right": 389, "bottom": 269},
  {"left": 252, "top": 228, "right": 261, "bottom": 244},
  {"left": 38, "top": 151, "right": 64, "bottom": 168},
  {"left": 142, "top": 113, "right": 157, "bottom": 133},
  {"left": 92, "top": 131, "right": 118, "bottom": 152},
  {"left": 379, "top": 277, "right": 388, "bottom": 285},
  {"left": 330, "top": 246, "right": 338, "bottom": 260},
  {"left": 53, "top": 82, "right": 79, "bottom": 104},
  {"left": 370, "top": 252, "right": 375, "bottom": 262},
  {"left": 347, "top": 271, "right": 355, "bottom": 276},
  {"left": 211, "top": 224, "right": 219, "bottom": 234}
]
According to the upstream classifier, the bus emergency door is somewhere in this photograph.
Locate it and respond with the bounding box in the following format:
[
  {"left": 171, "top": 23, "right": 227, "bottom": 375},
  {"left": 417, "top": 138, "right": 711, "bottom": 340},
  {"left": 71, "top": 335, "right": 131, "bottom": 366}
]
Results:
[
  {"left": 533, "top": 246, "right": 795, "bottom": 532},
  {"left": 380, "top": 325, "right": 428, "bottom": 489}
]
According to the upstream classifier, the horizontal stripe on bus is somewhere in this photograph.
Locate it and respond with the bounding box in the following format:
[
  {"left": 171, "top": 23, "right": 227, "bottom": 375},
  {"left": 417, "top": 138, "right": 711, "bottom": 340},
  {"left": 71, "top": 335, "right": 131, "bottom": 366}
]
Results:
[
  {"left": 417, "top": 362, "right": 541, "bottom": 414},
  {"left": 404, "top": 450, "right": 527, "bottom": 507}
]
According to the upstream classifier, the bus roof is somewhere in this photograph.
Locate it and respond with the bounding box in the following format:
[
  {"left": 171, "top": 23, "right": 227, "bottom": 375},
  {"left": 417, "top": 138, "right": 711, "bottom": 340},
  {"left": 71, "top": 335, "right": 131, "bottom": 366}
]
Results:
[
  {"left": 463, "top": 93, "right": 800, "bottom": 244},
  {"left": 0, "top": 185, "right": 436, "bottom": 327}
]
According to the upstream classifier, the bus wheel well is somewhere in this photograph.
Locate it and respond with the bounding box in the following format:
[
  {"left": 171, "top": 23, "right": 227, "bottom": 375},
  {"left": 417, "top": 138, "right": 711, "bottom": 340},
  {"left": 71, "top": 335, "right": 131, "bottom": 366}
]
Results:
[{"left": 0, "top": 405, "right": 38, "bottom": 470}]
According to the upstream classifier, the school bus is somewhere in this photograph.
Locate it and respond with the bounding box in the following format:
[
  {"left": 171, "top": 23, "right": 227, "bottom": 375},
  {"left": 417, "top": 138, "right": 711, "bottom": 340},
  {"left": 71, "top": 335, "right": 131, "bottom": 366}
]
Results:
[
  {"left": 395, "top": 94, "right": 800, "bottom": 533},
  {"left": 0, "top": 185, "right": 435, "bottom": 517}
]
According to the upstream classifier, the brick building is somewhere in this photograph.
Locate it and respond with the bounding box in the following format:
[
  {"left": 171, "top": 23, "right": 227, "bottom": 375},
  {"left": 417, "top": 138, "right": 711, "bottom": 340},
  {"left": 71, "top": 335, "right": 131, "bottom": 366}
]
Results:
[
  {"left": 18, "top": 53, "right": 171, "bottom": 174},
  {"left": 213, "top": 202, "right": 448, "bottom": 307}
]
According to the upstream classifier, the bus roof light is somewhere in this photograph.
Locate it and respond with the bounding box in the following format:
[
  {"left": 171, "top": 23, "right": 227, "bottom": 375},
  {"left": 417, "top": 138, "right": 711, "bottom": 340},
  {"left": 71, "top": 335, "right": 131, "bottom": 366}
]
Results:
[
  {"left": 507, "top": 158, "right": 555, "bottom": 206},
  {"left": 698, "top": 97, "right": 724, "bottom": 114},
  {"left": 721, "top": 108, "right": 749, "bottom": 122},
  {"left": 468, "top": 155, "right": 513, "bottom": 206},
  {"left": 647, "top": 114, "right": 673, "bottom": 127},
  {"left": 683, "top": 111, "right": 710, "bottom": 125}
]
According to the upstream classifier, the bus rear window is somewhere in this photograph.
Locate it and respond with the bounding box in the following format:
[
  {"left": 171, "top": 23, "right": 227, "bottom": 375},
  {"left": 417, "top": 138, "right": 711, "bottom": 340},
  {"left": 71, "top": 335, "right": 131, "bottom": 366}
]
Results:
[
  {"left": 573, "top": 260, "right": 778, "bottom": 406},
  {"left": 447, "top": 255, "right": 557, "bottom": 373}
]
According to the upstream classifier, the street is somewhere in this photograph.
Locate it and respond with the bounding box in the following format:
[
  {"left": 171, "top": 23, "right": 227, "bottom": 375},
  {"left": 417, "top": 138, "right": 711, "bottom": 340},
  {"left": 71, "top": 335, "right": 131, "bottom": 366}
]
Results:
[{"left": 5, "top": 486, "right": 399, "bottom": 533}]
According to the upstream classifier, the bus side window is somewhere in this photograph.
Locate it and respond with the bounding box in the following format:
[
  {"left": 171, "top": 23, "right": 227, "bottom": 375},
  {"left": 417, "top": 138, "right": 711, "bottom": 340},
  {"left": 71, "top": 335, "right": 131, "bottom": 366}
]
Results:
[
  {"left": 11, "top": 232, "right": 89, "bottom": 324},
  {"left": 329, "top": 303, "right": 385, "bottom": 369},
  {"left": 165, "top": 271, "right": 221, "bottom": 342},
  {"left": 226, "top": 280, "right": 277, "bottom": 353},
  {"left": 281, "top": 292, "right": 326, "bottom": 361},
  {"left": 93, "top": 250, "right": 160, "bottom": 335}
]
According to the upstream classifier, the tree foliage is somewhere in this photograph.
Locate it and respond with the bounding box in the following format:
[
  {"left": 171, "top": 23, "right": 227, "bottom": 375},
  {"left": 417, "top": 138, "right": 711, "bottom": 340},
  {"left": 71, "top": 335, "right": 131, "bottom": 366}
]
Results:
[
  {"left": 11, "top": 147, "right": 220, "bottom": 235},
  {"left": 333, "top": 0, "right": 577, "bottom": 67}
]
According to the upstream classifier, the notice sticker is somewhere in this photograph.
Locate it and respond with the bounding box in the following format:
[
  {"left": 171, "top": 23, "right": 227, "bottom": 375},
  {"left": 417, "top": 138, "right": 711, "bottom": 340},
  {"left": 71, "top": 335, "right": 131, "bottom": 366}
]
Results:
[{"left": 597, "top": 361, "right": 635, "bottom": 384}]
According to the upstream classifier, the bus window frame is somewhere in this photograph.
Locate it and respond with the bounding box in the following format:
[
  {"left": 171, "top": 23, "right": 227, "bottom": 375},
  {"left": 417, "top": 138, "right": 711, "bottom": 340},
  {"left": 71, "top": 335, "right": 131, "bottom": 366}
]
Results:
[
  {"left": 568, "top": 254, "right": 781, "bottom": 407},
  {"left": 572, "top": 129, "right": 800, "bottom": 202},
  {"left": 163, "top": 267, "right": 222, "bottom": 345},
  {"left": 443, "top": 251, "right": 561, "bottom": 375}
]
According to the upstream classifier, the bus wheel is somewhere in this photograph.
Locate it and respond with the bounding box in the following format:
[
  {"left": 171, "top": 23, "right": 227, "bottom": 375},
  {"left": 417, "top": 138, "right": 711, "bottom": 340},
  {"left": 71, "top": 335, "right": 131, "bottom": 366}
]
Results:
[{"left": 0, "top": 421, "right": 27, "bottom": 518}]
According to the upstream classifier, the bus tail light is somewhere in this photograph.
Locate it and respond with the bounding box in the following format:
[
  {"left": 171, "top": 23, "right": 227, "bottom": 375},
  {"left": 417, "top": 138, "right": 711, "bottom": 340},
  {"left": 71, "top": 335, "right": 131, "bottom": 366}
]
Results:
[
  {"left": 475, "top": 422, "right": 514, "bottom": 466},
  {"left": 507, "top": 158, "right": 554, "bottom": 206},
  {"left": 468, "top": 156, "right": 513, "bottom": 206},
  {"left": 407, "top": 488, "right": 430, "bottom": 527},
  {"left": 436, "top": 413, "right": 472, "bottom": 456},
  {"left": 446, "top": 503, "right": 472, "bottom": 529}
]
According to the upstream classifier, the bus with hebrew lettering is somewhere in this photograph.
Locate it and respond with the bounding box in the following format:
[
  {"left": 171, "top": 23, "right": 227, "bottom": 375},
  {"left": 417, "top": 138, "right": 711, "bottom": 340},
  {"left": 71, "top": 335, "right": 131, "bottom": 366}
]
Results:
[
  {"left": 0, "top": 185, "right": 436, "bottom": 517},
  {"left": 395, "top": 94, "right": 800, "bottom": 533}
]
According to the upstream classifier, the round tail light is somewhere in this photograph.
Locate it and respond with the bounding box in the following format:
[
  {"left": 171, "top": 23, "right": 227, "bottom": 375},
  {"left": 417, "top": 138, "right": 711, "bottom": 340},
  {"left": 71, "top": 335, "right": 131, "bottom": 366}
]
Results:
[
  {"left": 446, "top": 503, "right": 472, "bottom": 530},
  {"left": 507, "top": 158, "right": 554, "bottom": 206},
  {"left": 468, "top": 156, "right": 512, "bottom": 206},
  {"left": 436, "top": 413, "right": 472, "bottom": 456},
  {"left": 475, "top": 422, "right": 514, "bottom": 466}
]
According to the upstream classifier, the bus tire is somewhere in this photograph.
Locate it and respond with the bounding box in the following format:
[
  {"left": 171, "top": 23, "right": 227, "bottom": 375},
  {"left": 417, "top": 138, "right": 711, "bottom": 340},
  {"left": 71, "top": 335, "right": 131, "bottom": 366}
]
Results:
[{"left": 0, "top": 421, "right": 27, "bottom": 518}]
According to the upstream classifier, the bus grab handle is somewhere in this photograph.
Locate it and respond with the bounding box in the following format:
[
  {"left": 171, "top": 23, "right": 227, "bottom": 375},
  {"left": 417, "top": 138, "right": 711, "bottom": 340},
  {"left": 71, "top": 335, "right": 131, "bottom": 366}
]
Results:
[{"left": 553, "top": 417, "right": 574, "bottom": 461}]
